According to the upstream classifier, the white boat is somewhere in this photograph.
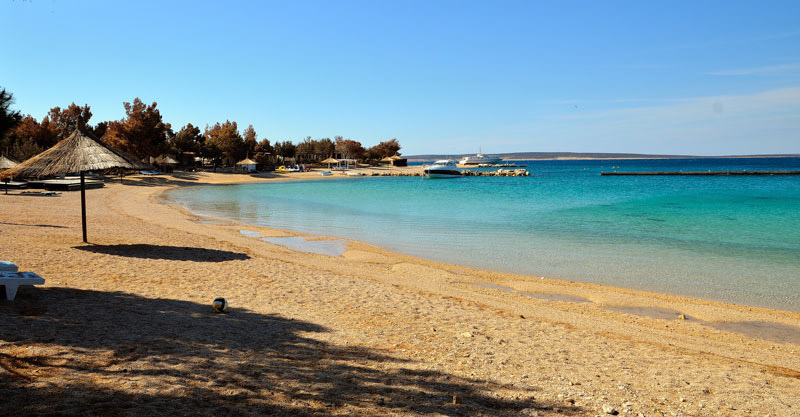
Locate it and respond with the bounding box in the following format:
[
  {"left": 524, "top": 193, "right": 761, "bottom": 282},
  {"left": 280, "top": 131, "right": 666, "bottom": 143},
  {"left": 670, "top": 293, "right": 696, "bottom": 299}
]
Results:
[
  {"left": 423, "top": 160, "right": 462, "bottom": 178},
  {"left": 318, "top": 171, "right": 333, "bottom": 176},
  {"left": 345, "top": 171, "right": 365, "bottom": 176},
  {"left": 459, "top": 148, "right": 502, "bottom": 165}
]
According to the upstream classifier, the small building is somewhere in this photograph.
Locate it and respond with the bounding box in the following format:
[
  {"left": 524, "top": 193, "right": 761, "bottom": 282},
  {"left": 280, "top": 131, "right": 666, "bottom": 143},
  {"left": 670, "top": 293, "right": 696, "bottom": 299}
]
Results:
[
  {"left": 380, "top": 155, "right": 407, "bottom": 167},
  {"left": 236, "top": 158, "right": 258, "bottom": 173}
]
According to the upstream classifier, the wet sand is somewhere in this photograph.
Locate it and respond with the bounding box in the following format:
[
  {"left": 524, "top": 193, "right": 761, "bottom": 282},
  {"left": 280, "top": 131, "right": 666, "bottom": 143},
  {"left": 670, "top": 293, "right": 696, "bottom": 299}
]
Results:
[{"left": 1, "top": 170, "right": 799, "bottom": 416}]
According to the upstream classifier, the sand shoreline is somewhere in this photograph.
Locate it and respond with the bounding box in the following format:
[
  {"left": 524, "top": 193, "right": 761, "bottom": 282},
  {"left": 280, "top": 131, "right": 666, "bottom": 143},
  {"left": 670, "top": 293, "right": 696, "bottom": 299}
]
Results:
[
  {"left": 2, "top": 170, "right": 799, "bottom": 416},
  {"left": 160, "top": 170, "right": 798, "bottom": 315}
]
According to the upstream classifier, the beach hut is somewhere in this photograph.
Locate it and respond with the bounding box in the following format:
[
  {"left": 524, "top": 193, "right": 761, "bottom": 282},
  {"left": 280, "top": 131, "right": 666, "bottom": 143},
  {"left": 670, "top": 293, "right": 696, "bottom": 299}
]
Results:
[
  {"left": 155, "top": 154, "right": 179, "bottom": 172},
  {"left": 236, "top": 158, "right": 258, "bottom": 173},
  {"left": 321, "top": 157, "right": 339, "bottom": 169},
  {"left": 0, "top": 155, "right": 18, "bottom": 171},
  {"left": 0, "top": 127, "right": 145, "bottom": 243},
  {"left": 380, "top": 155, "right": 407, "bottom": 167}
]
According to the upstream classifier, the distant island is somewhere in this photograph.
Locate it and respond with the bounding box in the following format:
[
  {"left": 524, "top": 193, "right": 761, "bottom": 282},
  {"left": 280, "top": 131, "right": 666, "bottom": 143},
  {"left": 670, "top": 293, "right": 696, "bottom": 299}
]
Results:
[{"left": 404, "top": 152, "right": 800, "bottom": 161}]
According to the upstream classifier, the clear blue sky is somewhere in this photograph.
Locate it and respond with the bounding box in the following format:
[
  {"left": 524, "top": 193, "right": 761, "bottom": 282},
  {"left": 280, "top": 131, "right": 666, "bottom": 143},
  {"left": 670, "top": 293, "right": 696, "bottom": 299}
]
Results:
[{"left": 3, "top": 0, "right": 799, "bottom": 155}]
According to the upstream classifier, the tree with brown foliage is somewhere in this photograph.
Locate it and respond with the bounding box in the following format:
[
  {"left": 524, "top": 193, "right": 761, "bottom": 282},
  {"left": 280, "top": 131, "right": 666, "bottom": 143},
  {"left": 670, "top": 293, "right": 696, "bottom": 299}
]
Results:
[
  {"left": 254, "top": 139, "right": 273, "bottom": 164},
  {"left": 5, "top": 115, "right": 59, "bottom": 161},
  {"left": 205, "top": 121, "right": 245, "bottom": 164},
  {"left": 104, "top": 98, "right": 172, "bottom": 159},
  {"left": 369, "top": 138, "right": 401, "bottom": 159},
  {"left": 335, "top": 137, "right": 365, "bottom": 160},
  {"left": 243, "top": 125, "right": 257, "bottom": 157},
  {"left": 47, "top": 103, "right": 92, "bottom": 139}
]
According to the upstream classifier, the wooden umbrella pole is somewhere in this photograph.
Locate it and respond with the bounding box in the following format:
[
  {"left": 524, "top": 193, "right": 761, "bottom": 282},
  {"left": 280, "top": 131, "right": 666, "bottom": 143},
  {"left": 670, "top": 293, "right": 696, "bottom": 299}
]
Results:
[{"left": 80, "top": 171, "right": 87, "bottom": 243}]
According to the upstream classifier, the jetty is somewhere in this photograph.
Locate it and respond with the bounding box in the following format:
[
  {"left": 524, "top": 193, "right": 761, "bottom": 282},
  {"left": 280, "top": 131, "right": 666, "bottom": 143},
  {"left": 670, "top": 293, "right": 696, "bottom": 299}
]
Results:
[{"left": 601, "top": 170, "right": 800, "bottom": 176}]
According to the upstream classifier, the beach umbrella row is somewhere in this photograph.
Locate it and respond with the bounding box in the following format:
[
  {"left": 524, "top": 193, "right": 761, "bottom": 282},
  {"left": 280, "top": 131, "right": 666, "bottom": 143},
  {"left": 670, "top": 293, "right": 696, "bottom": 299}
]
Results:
[{"left": 0, "top": 127, "right": 146, "bottom": 243}]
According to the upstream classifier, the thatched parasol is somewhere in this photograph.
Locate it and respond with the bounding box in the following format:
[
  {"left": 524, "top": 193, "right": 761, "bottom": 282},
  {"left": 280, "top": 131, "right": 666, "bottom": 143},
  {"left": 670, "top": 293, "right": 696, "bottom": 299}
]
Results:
[
  {"left": 320, "top": 157, "right": 339, "bottom": 169},
  {"left": 236, "top": 158, "right": 257, "bottom": 165},
  {"left": 0, "top": 127, "right": 145, "bottom": 243},
  {"left": 0, "top": 155, "right": 18, "bottom": 170},
  {"left": 155, "top": 155, "right": 179, "bottom": 165}
]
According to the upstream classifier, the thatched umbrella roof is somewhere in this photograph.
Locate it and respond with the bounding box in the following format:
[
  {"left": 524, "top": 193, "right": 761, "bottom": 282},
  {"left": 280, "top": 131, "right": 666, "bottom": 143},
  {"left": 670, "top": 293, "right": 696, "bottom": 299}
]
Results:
[
  {"left": 155, "top": 155, "right": 179, "bottom": 165},
  {"left": 0, "top": 128, "right": 145, "bottom": 180},
  {"left": 0, "top": 155, "right": 18, "bottom": 170},
  {"left": 236, "top": 158, "right": 257, "bottom": 165},
  {"left": 0, "top": 127, "right": 145, "bottom": 243},
  {"left": 321, "top": 157, "right": 339, "bottom": 164}
]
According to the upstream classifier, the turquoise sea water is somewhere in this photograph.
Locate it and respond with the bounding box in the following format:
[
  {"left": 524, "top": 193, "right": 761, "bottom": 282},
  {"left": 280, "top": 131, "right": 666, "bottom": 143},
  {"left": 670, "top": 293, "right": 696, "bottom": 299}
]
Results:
[{"left": 167, "top": 158, "right": 800, "bottom": 311}]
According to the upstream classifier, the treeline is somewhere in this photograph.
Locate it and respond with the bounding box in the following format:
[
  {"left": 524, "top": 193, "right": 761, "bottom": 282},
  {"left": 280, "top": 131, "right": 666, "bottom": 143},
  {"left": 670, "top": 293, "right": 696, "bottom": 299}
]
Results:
[{"left": 0, "top": 88, "right": 401, "bottom": 166}]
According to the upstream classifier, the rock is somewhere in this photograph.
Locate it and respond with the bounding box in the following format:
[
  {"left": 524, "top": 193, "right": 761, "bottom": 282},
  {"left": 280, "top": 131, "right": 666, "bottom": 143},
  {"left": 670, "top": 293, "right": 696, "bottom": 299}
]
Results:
[
  {"left": 602, "top": 404, "right": 619, "bottom": 415},
  {"left": 460, "top": 332, "right": 473, "bottom": 338},
  {"left": 678, "top": 314, "right": 686, "bottom": 320},
  {"left": 520, "top": 408, "right": 539, "bottom": 416},
  {"left": 452, "top": 394, "right": 462, "bottom": 404}
]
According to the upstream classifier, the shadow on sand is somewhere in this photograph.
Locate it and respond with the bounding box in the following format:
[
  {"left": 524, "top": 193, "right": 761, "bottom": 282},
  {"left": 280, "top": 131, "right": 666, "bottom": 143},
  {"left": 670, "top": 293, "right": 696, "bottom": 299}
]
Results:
[
  {"left": 0, "top": 221, "right": 69, "bottom": 229},
  {"left": 74, "top": 244, "right": 250, "bottom": 262},
  {"left": 0, "top": 288, "right": 583, "bottom": 416}
]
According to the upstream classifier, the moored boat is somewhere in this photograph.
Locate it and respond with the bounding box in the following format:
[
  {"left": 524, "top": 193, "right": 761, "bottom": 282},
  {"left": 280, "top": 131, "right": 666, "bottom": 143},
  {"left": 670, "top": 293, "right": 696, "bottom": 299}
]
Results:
[
  {"left": 459, "top": 148, "right": 502, "bottom": 165},
  {"left": 423, "top": 160, "right": 461, "bottom": 178}
]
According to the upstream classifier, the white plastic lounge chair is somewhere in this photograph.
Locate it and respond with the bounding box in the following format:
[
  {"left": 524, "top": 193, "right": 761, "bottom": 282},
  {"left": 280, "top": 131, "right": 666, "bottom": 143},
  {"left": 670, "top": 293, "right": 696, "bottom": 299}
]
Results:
[{"left": 1, "top": 268, "right": 45, "bottom": 301}]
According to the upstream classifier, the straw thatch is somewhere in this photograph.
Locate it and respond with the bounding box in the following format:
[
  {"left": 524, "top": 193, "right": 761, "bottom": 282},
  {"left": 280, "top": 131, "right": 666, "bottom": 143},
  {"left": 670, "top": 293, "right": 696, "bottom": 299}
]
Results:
[
  {"left": 321, "top": 157, "right": 339, "bottom": 164},
  {"left": 155, "top": 155, "right": 179, "bottom": 165},
  {"left": 380, "top": 156, "right": 400, "bottom": 162},
  {"left": 380, "top": 155, "right": 407, "bottom": 166},
  {"left": 236, "top": 158, "right": 258, "bottom": 165},
  {"left": 0, "top": 155, "right": 18, "bottom": 170},
  {"left": 0, "top": 128, "right": 145, "bottom": 179}
]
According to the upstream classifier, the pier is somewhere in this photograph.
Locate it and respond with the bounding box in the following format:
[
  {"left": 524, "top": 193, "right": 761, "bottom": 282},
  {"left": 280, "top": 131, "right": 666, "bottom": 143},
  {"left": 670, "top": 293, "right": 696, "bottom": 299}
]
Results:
[{"left": 601, "top": 170, "right": 800, "bottom": 176}]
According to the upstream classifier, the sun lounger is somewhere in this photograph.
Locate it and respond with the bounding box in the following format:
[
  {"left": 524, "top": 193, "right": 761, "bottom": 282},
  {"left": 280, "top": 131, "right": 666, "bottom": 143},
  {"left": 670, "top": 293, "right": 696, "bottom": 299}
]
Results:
[
  {"left": 0, "top": 261, "right": 18, "bottom": 272},
  {"left": 1, "top": 271, "right": 45, "bottom": 301},
  {"left": 20, "top": 191, "right": 61, "bottom": 197}
]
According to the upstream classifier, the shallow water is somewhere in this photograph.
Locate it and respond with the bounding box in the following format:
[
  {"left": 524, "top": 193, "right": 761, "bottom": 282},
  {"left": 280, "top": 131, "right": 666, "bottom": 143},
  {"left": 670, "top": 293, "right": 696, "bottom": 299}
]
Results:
[
  {"left": 262, "top": 237, "right": 347, "bottom": 257},
  {"left": 168, "top": 158, "right": 800, "bottom": 311}
]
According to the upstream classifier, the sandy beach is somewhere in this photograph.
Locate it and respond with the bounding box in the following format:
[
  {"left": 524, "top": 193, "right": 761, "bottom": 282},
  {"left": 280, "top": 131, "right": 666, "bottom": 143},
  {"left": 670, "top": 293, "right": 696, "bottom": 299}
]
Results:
[{"left": 1, "top": 170, "right": 799, "bottom": 416}]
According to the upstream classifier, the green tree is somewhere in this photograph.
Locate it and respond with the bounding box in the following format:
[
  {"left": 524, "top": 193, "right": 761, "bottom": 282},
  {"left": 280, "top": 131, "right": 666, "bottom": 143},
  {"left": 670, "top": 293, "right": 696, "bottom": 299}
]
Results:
[
  {"left": 273, "top": 140, "right": 296, "bottom": 162},
  {"left": 0, "top": 88, "right": 22, "bottom": 147},
  {"left": 91, "top": 121, "right": 109, "bottom": 139},
  {"left": 171, "top": 123, "right": 204, "bottom": 154},
  {"left": 315, "top": 137, "right": 335, "bottom": 159},
  {"left": 296, "top": 136, "right": 316, "bottom": 163}
]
